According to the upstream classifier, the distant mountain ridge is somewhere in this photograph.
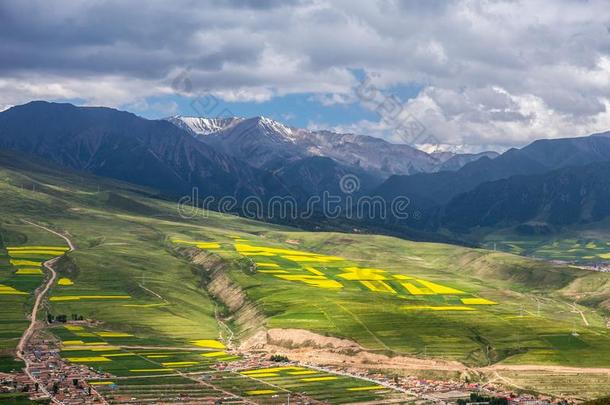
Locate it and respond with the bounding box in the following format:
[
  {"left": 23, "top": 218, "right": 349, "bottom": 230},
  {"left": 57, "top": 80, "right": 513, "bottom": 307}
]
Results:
[
  {"left": 443, "top": 161, "right": 610, "bottom": 231},
  {"left": 0, "top": 101, "right": 291, "bottom": 201},
  {"left": 167, "top": 115, "right": 499, "bottom": 178},
  {"left": 375, "top": 133, "right": 610, "bottom": 206},
  {"left": 3, "top": 101, "right": 610, "bottom": 243}
]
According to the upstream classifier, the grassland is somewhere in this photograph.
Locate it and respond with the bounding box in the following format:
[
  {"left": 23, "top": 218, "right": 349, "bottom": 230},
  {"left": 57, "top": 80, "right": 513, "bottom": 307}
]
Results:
[
  {"left": 1, "top": 150, "right": 610, "bottom": 399},
  {"left": 489, "top": 369, "right": 610, "bottom": 400},
  {"left": 168, "top": 232, "right": 610, "bottom": 368},
  {"left": 481, "top": 224, "right": 610, "bottom": 265}
]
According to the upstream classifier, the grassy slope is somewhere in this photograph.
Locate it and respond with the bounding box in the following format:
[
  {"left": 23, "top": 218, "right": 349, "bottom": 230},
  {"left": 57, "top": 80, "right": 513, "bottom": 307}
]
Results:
[
  {"left": 0, "top": 152, "right": 223, "bottom": 350},
  {"left": 479, "top": 221, "right": 610, "bottom": 265},
  {"left": 478, "top": 224, "right": 610, "bottom": 312},
  {"left": 0, "top": 150, "right": 609, "bottom": 370},
  {"left": 0, "top": 220, "right": 67, "bottom": 373},
  {"left": 202, "top": 231, "right": 608, "bottom": 367}
]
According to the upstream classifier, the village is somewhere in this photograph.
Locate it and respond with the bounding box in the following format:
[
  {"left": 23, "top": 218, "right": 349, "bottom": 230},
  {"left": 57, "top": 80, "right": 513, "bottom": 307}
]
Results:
[
  {"left": 1, "top": 331, "right": 107, "bottom": 404},
  {"left": 1, "top": 325, "right": 559, "bottom": 405}
]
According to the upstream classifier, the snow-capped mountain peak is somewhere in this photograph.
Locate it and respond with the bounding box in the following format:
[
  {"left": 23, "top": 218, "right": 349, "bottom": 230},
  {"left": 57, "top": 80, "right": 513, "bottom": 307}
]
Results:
[
  {"left": 165, "top": 115, "right": 498, "bottom": 177},
  {"left": 251, "top": 116, "right": 296, "bottom": 142},
  {"left": 166, "top": 115, "right": 242, "bottom": 136}
]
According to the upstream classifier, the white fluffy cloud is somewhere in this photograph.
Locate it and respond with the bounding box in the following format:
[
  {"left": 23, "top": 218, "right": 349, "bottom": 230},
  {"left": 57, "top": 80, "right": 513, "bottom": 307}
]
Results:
[{"left": 1, "top": 0, "right": 610, "bottom": 149}]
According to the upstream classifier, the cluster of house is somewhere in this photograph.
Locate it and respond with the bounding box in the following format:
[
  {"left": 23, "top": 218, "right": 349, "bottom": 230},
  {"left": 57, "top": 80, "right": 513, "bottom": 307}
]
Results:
[{"left": 6, "top": 334, "right": 106, "bottom": 404}]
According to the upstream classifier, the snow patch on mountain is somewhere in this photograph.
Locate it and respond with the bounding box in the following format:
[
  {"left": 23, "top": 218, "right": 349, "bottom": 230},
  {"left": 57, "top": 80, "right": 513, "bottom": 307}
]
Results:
[
  {"left": 166, "top": 116, "right": 242, "bottom": 135},
  {"left": 167, "top": 115, "right": 499, "bottom": 177}
]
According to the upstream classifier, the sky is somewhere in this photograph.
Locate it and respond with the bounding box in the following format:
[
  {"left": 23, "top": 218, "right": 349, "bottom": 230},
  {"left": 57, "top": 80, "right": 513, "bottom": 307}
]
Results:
[{"left": 1, "top": 0, "right": 610, "bottom": 152}]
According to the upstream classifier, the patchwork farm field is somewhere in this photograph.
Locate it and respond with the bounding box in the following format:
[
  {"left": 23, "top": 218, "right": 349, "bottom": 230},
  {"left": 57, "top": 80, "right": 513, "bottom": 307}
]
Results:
[
  {"left": 168, "top": 233, "right": 610, "bottom": 367},
  {"left": 1, "top": 151, "right": 610, "bottom": 400},
  {"left": 483, "top": 238, "right": 610, "bottom": 263},
  {"left": 488, "top": 369, "right": 610, "bottom": 399},
  {"left": 52, "top": 323, "right": 400, "bottom": 403},
  {"left": 0, "top": 221, "right": 68, "bottom": 368},
  {"left": 481, "top": 225, "right": 610, "bottom": 265},
  {"left": 90, "top": 367, "right": 399, "bottom": 405}
]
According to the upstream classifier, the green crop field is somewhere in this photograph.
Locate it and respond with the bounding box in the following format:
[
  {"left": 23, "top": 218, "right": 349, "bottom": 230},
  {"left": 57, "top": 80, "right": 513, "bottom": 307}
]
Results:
[
  {"left": 481, "top": 224, "right": 610, "bottom": 265},
  {"left": 0, "top": 220, "right": 68, "bottom": 371},
  {"left": 1, "top": 151, "right": 610, "bottom": 400},
  {"left": 167, "top": 232, "right": 610, "bottom": 367}
]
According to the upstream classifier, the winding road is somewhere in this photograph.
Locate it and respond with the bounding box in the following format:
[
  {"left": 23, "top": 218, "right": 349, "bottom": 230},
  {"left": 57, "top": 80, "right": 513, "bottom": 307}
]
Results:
[{"left": 15, "top": 221, "right": 74, "bottom": 404}]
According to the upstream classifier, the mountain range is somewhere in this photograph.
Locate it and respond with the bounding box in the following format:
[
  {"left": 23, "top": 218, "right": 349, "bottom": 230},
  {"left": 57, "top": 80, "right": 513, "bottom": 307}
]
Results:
[
  {"left": 0, "top": 101, "right": 291, "bottom": 202},
  {"left": 167, "top": 115, "right": 498, "bottom": 179},
  {"left": 374, "top": 131, "right": 610, "bottom": 234},
  {"left": 1, "top": 101, "right": 610, "bottom": 243},
  {"left": 375, "top": 132, "right": 610, "bottom": 205},
  {"left": 443, "top": 161, "right": 610, "bottom": 232}
]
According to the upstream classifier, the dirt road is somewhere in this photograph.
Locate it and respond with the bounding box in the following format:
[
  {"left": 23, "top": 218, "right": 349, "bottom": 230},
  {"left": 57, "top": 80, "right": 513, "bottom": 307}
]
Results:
[{"left": 15, "top": 221, "right": 74, "bottom": 404}]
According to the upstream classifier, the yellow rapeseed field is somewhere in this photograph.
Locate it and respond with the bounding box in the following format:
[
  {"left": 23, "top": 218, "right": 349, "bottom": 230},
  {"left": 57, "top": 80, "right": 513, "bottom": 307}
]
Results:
[
  {"left": 245, "top": 390, "right": 277, "bottom": 395},
  {"left": 301, "top": 376, "right": 339, "bottom": 382},
  {"left": 57, "top": 277, "right": 74, "bottom": 285},
  {"left": 10, "top": 260, "right": 42, "bottom": 266},
  {"left": 66, "top": 356, "right": 111, "bottom": 362},
  {"left": 460, "top": 298, "right": 497, "bottom": 305},
  {"left": 8, "top": 250, "right": 68, "bottom": 256},
  {"left": 161, "top": 361, "right": 199, "bottom": 367},
  {"left": 174, "top": 239, "right": 498, "bottom": 309},
  {"left": 6, "top": 246, "right": 68, "bottom": 251},
  {"left": 241, "top": 366, "right": 303, "bottom": 375},
  {"left": 190, "top": 339, "right": 226, "bottom": 349},
  {"left": 96, "top": 331, "right": 133, "bottom": 337},
  {"left": 16, "top": 268, "right": 43, "bottom": 275},
  {"left": 338, "top": 267, "right": 389, "bottom": 281},
  {"left": 347, "top": 386, "right": 385, "bottom": 391},
  {"left": 0, "top": 284, "right": 28, "bottom": 295}
]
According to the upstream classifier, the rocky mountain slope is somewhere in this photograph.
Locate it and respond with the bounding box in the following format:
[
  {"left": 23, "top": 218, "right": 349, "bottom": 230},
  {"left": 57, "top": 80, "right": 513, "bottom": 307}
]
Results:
[
  {"left": 167, "top": 115, "right": 498, "bottom": 178},
  {"left": 375, "top": 132, "right": 610, "bottom": 206},
  {"left": 0, "top": 102, "right": 291, "bottom": 201}
]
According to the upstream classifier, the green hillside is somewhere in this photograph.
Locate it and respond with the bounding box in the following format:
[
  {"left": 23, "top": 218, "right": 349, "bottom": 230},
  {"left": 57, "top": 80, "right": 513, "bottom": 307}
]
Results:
[{"left": 1, "top": 150, "right": 610, "bottom": 399}]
